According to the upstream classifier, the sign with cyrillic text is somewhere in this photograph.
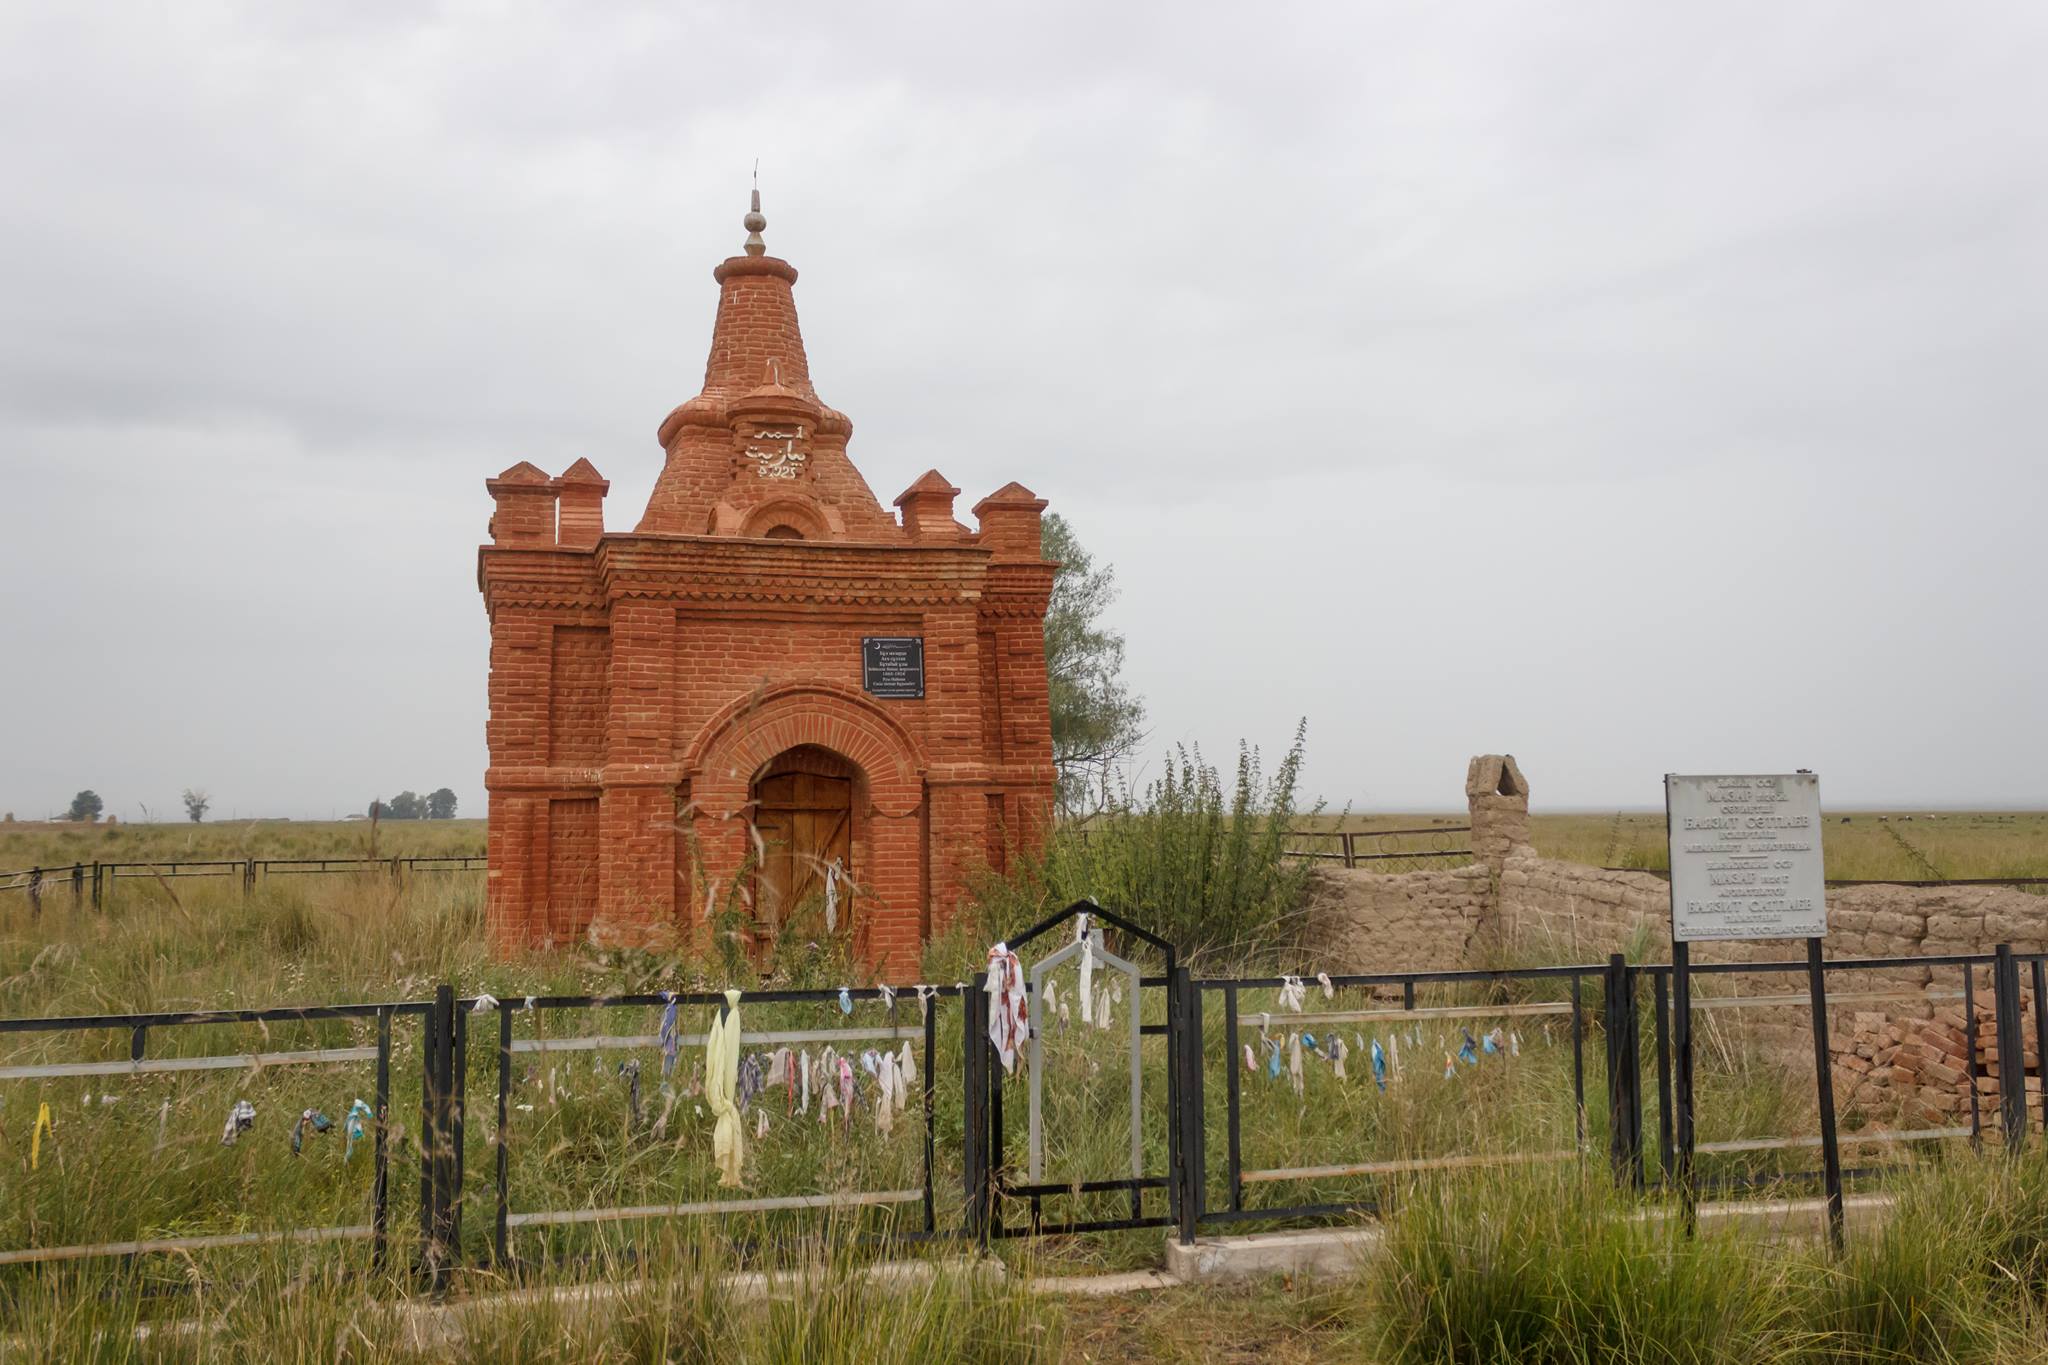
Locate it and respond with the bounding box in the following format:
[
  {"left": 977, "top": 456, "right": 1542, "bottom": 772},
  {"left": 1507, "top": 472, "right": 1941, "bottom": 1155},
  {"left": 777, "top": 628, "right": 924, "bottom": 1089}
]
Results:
[{"left": 1665, "top": 773, "right": 1827, "bottom": 942}]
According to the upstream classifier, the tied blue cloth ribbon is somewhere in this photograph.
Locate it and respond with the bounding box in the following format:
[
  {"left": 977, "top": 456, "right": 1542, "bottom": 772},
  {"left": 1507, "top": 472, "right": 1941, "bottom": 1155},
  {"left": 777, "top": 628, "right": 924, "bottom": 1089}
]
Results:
[
  {"left": 1458, "top": 1031, "right": 1479, "bottom": 1066},
  {"left": 1482, "top": 1029, "right": 1499, "bottom": 1056},
  {"left": 291, "top": 1109, "right": 333, "bottom": 1155},
  {"left": 1302, "top": 1032, "right": 1319, "bottom": 1051},
  {"left": 838, "top": 987, "right": 853, "bottom": 1015},
  {"left": 344, "top": 1099, "right": 373, "bottom": 1161},
  {"left": 1265, "top": 1038, "right": 1283, "bottom": 1080},
  {"left": 1370, "top": 1038, "right": 1388, "bottom": 1092},
  {"left": 659, "top": 994, "right": 680, "bottom": 1077}
]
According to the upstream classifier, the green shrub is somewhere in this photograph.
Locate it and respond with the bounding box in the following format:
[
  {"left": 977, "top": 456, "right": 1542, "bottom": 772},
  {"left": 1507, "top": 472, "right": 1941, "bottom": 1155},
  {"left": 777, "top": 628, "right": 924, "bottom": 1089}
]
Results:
[{"left": 969, "top": 722, "right": 1318, "bottom": 963}]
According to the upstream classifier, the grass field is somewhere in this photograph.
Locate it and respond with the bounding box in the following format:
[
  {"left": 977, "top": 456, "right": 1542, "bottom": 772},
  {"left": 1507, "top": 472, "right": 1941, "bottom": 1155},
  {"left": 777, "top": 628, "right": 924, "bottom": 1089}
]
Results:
[{"left": 1, "top": 813, "right": 2043, "bottom": 1359}]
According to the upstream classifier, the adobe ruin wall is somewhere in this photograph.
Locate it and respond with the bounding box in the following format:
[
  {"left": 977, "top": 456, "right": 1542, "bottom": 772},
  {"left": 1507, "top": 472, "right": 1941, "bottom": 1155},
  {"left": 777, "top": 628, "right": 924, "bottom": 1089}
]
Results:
[
  {"left": 1312, "top": 756, "right": 2045, "bottom": 1119},
  {"left": 1313, "top": 754, "right": 2046, "bottom": 978}
]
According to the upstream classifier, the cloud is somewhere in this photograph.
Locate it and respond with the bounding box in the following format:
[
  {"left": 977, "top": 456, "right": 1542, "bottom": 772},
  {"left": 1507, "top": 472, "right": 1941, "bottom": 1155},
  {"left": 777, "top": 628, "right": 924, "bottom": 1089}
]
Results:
[{"left": 3, "top": 0, "right": 2044, "bottom": 817}]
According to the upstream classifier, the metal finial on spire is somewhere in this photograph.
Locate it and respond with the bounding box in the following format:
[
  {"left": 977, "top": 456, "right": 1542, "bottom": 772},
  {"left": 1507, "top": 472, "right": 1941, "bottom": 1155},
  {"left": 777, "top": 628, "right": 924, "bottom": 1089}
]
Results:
[{"left": 743, "top": 167, "right": 767, "bottom": 256}]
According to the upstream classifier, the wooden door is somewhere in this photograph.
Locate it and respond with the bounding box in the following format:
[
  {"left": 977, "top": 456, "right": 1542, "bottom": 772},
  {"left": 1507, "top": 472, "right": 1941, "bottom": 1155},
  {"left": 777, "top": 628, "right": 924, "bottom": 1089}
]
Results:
[{"left": 751, "top": 747, "right": 854, "bottom": 936}]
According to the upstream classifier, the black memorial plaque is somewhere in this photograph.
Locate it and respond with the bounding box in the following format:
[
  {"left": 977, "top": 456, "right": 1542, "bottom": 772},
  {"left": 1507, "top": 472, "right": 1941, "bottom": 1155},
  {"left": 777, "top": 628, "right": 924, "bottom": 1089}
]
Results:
[{"left": 861, "top": 637, "right": 925, "bottom": 699}]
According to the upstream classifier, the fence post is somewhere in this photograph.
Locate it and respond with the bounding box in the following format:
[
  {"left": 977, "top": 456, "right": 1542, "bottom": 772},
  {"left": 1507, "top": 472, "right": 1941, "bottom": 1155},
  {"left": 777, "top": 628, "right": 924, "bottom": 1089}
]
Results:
[
  {"left": 418, "top": 992, "right": 439, "bottom": 1273},
  {"left": 495, "top": 1004, "right": 512, "bottom": 1267},
  {"left": 243, "top": 859, "right": 255, "bottom": 898},
  {"left": 1995, "top": 944, "right": 2028, "bottom": 1153},
  {"left": 450, "top": 1003, "right": 468, "bottom": 1255},
  {"left": 963, "top": 982, "right": 989, "bottom": 1247},
  {"left": 70, "top": 863, "right": 83, "bottom": 907},
  {"left": 422, "top": 983, "right": 457, "bottom": 1290},
  {"left": 2032, "top": 958, "right": 2048, "bottom": 1136},
  {"left": 1171, "top": 965, "right": 1203, "bottom": 1246},
  {"left": 1672, "top": 940, "right": 1696, "bottom": 1235},
  {"left": 91, "top": 861, "right": 102, "bottom": 909},
  {"left": 1804, "top": 938, "right": 1845, "bottom": 1253},
  {"left": 373, "top": 1007, "right": 391, "bottom": 1272},
  {"left": 1603, "top": 954, "right": 1642, "bottom": 1189},
  {"left": 27, "top": 868, "right": 40, "bottom": 916}
]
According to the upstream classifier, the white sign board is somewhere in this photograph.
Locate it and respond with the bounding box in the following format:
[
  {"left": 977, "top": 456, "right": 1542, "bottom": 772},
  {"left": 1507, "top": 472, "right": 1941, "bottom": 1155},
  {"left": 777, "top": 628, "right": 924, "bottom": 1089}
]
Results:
[{"left": 1665, "top": 773, "right": 1827, "bottom": 942}]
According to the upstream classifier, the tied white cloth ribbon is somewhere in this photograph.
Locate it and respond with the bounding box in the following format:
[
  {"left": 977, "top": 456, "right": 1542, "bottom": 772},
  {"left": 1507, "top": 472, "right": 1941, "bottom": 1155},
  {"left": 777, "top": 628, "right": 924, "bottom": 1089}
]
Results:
[
  {"left": 877, "top": 984, "right": 896, "bottom": 1011},
  {"left": 1288, "top": 1033, "right": 1305, "bottom": 1097},
  {"left": 915, "top": 984, "right": 938, "bottom": 1021},
  {"left": 823, "top": 857, "right": 843, "bottom": 933},
  {"left": 876, "top": 1052, "right": 898, "bottom": 1134},
  {"left": 1278, "top": 975, "right": 1307, "bottom": 1012},
  {"left": 817, "top": 1049, "right": 838, "bottom": 1120},
  {"left": 1315, "top": 972, "right": 1334, "bottom": 1000},
  {"left": 1076, "top": 913, "right": 1096, "bottom": 1025},
  {"left": 220, "top": 1100, "right": 256, "bottom": 1146},
  {"left": 706, "top": 989, "right": 744, "bottom": 1186},
  {"left": 471, "top": 993, "right": 501, "bottom": 1014},
  {"left": 985, "top": 943, "right": 1029, "bottom": 1074}
]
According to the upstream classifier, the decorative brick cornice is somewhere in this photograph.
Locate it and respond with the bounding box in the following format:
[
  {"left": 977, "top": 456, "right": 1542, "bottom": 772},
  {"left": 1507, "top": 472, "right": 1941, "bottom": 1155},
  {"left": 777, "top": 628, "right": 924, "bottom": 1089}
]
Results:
[
  {"left": 477, "top": 545, "right": 605, "bottom": 613},
  {"left": 595, "top": 534, "right": 991, "bottom": 607},
  {"left": 484, "top": 766, "right": 604, "bottom": 793}
]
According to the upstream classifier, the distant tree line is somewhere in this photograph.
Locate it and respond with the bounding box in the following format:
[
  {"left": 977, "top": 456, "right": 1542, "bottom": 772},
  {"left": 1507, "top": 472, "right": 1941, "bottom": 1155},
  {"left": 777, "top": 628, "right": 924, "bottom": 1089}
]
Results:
[{"left": 369, "top": 789, "right": 460, "bottom": 821}]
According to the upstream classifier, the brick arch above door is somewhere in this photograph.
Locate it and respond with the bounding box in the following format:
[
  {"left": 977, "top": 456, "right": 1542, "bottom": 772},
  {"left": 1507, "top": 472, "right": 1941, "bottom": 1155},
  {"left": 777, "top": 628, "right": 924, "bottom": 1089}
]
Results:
[{"left": 683, "top": 682, "right": 927, "bottom": 819}]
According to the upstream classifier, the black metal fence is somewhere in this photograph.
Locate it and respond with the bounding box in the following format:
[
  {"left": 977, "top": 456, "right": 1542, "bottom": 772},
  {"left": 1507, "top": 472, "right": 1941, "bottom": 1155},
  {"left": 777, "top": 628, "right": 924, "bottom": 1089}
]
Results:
[
  {"left": 0, "top": 999, "right": 427, "bottom": 1270},
  {"left": 481, "top": 983, "right": 960, "bottom": 1271},
  {"left": 5, "top": 901, "right": 2048, "bottom": 1285},
  {"left": 1195, "top": 963, "right": 1593, "bottom": 1232}
]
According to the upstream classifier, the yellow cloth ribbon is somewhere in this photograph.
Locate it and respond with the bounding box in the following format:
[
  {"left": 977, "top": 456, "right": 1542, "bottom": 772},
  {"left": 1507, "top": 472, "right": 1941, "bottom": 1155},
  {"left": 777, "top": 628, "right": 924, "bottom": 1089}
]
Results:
[
  {"left": 30, "top": 1102, "right": 52, "bottom": 1171},
  {"left": 705, "top": 988, "right": 744, "bottom": 1186}
]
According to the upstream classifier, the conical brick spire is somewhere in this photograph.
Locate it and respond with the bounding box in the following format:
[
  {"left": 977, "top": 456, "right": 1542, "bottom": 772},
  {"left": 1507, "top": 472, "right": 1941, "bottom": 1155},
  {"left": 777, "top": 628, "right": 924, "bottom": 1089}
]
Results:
[{"left": 640, "top": 189, "right": 889, "bottom": 537}]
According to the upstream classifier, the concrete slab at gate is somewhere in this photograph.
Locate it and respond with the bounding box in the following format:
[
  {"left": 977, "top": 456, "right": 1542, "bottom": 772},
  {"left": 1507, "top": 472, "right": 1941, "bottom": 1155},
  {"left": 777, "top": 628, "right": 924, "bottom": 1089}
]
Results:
[{"left": 1163, "top": 1226, "right": 1383, "bottom": 1284}]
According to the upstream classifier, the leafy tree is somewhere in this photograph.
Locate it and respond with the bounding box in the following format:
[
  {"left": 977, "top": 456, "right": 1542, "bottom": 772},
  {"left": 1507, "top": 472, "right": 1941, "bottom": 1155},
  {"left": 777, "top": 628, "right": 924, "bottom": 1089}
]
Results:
[
  {"left": 426, "top": 787, "right": 459, "bottom": 820},
  {"left": 367, "top": 798, "right": 385, "bottom": 820},
  {"left": 181, "top": 788, "right": 210, "bottom": 823},
  {"left": 1041, "top": 513, "right": 1146, "bottom": 815},
  {"left": 385, "top": 791, "right": 425, "bottom": 821},
  {"left": 66, "top": 790, "right": 104, "bottom": 823}
]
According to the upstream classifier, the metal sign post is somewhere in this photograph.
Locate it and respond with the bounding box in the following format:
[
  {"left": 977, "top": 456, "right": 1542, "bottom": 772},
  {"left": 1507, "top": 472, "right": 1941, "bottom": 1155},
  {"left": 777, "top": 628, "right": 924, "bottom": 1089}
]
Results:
[{"left": 1665, "top": 773, "right": 1837, "bottom": 1249}]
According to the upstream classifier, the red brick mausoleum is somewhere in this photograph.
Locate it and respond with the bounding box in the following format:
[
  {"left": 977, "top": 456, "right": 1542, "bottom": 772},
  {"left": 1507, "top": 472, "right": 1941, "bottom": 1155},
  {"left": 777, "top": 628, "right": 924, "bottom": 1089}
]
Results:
[{"left": 478, "top": 196, "right": 1056, "bottom": 970}]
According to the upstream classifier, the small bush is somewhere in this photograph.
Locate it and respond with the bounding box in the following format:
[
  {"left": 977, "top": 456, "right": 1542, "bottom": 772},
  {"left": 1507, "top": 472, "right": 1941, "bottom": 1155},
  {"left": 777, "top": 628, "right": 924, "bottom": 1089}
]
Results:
[{"left": 969, "top": 722, "right": 1318, "bottom": 963}]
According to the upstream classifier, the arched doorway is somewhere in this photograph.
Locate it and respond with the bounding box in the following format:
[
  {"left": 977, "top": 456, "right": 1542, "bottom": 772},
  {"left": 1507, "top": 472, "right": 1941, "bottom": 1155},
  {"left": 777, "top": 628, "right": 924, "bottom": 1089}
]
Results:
[{"left": 751, "top": 745, "right": 855, "bottom": 936}]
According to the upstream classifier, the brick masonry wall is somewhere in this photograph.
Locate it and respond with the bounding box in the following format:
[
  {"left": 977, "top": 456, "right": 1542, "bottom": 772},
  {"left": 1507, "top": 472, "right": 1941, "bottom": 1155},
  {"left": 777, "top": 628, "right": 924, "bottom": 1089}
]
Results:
[{"left": 480, "top": 231, "right": 1054, "bottom": 972}]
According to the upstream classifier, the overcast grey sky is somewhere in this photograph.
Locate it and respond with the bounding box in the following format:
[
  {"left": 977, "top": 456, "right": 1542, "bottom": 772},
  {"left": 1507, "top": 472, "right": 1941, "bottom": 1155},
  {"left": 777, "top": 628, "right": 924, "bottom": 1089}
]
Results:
[{"left": 3, "top": 1, "right": 2044, "bottom": 821}]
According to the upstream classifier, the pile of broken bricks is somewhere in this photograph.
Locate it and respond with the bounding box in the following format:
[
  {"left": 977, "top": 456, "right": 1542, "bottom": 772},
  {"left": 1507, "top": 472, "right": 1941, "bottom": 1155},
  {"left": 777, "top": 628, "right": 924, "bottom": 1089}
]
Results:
[{"left": 1831, "top": 992, "right": 2040, "bottom": 1129}]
